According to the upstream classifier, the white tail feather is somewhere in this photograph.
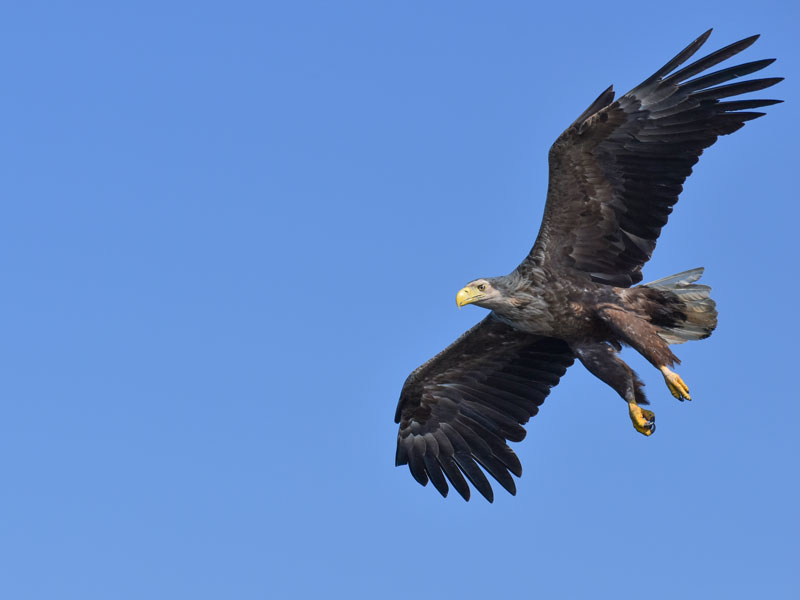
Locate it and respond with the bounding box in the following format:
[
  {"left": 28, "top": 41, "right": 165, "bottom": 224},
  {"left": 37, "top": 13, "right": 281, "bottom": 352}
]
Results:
[{"left": 642, "top": 268, "right": 718, "bottom": 345}]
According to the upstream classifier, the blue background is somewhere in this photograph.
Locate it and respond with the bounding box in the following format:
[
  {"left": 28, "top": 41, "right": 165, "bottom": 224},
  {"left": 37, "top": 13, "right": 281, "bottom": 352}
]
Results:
[{"left": 2, "top": 1, "right": 797, "bottom": 598}]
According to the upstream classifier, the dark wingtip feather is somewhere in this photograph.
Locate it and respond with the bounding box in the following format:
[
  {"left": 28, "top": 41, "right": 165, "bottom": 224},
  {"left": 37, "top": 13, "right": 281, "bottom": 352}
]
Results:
[
  {"left": 503, "top": 423, "right": 527, "bottom": 443},
  {"left": 735, "top": 111, "right": 768, "bottom": 122},
  {"left": 424, "top": 455, "right": 449, "bottom": 497},
  {"left": 454, "top": 454, "right": 495, "bottom": 503},
  {"left": 504, "top": 450, "right": 523, "bottom": 477},
  {"left": 407, "top": 437, "right": 429, "bottom": 486},
  {"left": 477, "top": 456, "right": 517, "bottom": 496},
  {"left": 693, "top": 29, "right": 714, "bottom": 48},
  {"left": 571, "top": 85, "right": 615, "bottom": 128},
  {"left": 408, "top": 458, "right": 428, "bottom": 487},
  {"left": 665, "top": 36, "right": 766, "bottom": 86},
  {"left": 642, "top": 29, "right": 713, "bottom": 86},
  {"left": 679, "top": 59, "right": 779, "bottom": 96},
  {"left": 693, "top": 77, "right": 783, "bottom": 101},
  {"left": 744, "top": 33, "right": 760, "bottom": 44},
  {"left": 439, "top": 455, "right": 471, "bottom": 501},
  {"left": 727, "top": 33, "right": 759, "bottom": 51},
  {"left": 719, "top": 98, "right": 783, "bottom": 111},
  {"left": 395, "top": 438, "right": 408, "bottom": 466}
]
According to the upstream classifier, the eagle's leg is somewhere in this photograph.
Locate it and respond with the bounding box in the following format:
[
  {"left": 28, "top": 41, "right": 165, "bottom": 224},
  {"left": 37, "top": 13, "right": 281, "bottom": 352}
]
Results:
[
  {"left": 573, "top": 342, "right": 655, "bottom": 436},
  {"left": 598, "top": 306, "right": 691, "bottom": 401},
  {"left": 659, "top": 365, "right": 691, "bottom": 401}
]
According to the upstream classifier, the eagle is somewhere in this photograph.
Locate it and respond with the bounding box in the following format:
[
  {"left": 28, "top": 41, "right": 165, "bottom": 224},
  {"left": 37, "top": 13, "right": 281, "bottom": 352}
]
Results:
[{"left": 394, "top": 30, "right": 781, "bottom": 502}]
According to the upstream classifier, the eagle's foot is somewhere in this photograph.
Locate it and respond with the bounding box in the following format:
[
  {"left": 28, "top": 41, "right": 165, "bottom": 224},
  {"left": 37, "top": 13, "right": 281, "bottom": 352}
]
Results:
[
  {"left": 628, "top": 402, "right": 655, "bottom": 436},
  {"left": 660, "top": 366, "right": 691, "bottom": 401}
]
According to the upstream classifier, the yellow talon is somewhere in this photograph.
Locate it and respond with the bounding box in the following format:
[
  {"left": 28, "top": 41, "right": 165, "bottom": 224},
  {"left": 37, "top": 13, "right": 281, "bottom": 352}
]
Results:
[
  {"left": 660, "top": 366, "right": 691, "bottom": 401},
  {"left": 628, "top": 402, "right": 656, "bottom": 436}
]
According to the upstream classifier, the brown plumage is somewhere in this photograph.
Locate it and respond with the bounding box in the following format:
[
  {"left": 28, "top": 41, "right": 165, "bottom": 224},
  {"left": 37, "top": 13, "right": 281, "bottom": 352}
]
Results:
[{"left": 394, "top": 30, "right": 781, "bottom": 502}]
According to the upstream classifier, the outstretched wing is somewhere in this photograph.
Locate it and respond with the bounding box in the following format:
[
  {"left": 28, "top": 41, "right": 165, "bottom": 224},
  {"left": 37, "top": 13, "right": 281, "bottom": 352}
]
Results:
[
  {"left": 521, "top": 30, "right": 782, "bottom": 287},
  {"left": 395, "top": 316, "right": 574, "bottom": 502}
]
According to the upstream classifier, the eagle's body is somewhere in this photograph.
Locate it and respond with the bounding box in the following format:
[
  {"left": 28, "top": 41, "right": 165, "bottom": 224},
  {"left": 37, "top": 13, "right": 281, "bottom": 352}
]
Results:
[
  {"left": 394, "top": 30, "right": 781, "bottom": 502},
  {"left": 478, "top": 269, "right": 623, "bottom": 338},
  {"left": 474, "top": 268, "right": 698, "bottom": 362}
]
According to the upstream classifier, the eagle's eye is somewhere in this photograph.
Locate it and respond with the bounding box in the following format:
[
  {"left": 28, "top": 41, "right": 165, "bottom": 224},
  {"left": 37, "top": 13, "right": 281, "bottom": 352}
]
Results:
[{"left": 477, "top": 284, "right": 486, "bottom": 291}]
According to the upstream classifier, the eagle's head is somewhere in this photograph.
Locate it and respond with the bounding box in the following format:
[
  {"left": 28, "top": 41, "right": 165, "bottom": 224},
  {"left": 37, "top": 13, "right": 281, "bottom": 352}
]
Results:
[{"left": 456, "top": 277, "right": 509, "bottom": 310}]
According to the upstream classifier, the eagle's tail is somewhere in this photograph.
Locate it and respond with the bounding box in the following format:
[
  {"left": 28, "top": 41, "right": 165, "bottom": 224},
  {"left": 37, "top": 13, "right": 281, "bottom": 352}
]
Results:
[{"left": 640, "top": 267, "right": 718, "bottom": 345}]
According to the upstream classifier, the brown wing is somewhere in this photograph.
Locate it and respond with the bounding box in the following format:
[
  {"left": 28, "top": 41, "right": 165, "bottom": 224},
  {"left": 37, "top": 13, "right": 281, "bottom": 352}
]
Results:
[
  {"left": 521, "top": 30, "right": 782, "bottom": 287},
  {"left": 394, "top": 316, "right": 574, "bottom": 502}
]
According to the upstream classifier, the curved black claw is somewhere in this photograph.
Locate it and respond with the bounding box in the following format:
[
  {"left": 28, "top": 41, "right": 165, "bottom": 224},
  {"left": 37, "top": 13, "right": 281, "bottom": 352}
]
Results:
[
  {"left": 630, "top": 403, "right": 656, "bottom": 437},
  {"left": 646, "top": 418, "right": 656, "bottom": 434}
]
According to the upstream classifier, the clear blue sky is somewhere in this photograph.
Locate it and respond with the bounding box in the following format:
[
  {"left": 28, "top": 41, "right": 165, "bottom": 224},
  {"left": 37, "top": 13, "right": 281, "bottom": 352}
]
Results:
[{"left": 2, "top": 1, "right": 797, "bottom": 598}]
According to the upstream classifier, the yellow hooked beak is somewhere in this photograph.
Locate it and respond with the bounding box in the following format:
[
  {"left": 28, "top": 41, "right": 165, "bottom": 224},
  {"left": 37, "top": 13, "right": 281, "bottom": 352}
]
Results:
[{"left": 456, "top": 286, "right": 484, "bottom": 308}]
